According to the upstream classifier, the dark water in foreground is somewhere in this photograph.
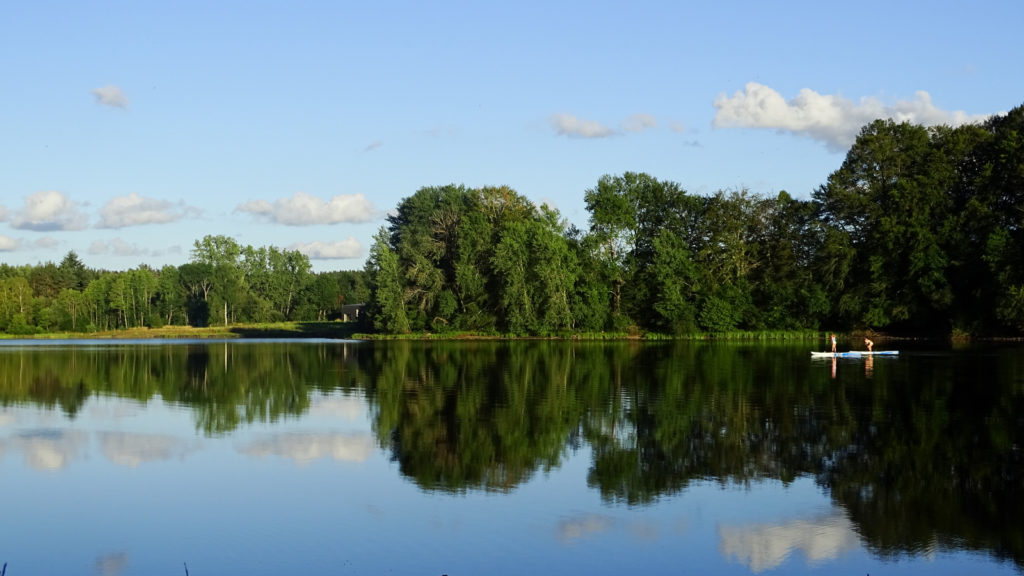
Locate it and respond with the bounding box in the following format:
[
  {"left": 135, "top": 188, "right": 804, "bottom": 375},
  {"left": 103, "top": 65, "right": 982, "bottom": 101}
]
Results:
[{"left": 0, "top": 339, "right": 1021, "bottom": 575}]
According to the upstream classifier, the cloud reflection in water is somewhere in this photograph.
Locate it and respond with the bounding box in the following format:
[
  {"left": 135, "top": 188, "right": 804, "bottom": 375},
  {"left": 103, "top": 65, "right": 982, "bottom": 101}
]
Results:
[
  {"left": 239, "top": 432, "right": 374, "bottom": 465},
  {"left": 94, "top": 552, "right": 129, "bottom": 576},
  {"left": 4, "top": 429, "right": 89, "bottom": 471},
  {"left": 556, "top": 513, "right": 615, "bottom": 543},
  {"left": 718, "top": 513, "right": 860, "bottom": 572},
  {"left": 99, "top": 432, "right": 193, "bottom": 468}
]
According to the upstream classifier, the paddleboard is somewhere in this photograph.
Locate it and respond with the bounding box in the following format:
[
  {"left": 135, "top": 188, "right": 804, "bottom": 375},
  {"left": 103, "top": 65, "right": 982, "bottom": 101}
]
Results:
[{"left": 810, "top": 350, "right": 898, "bottom": 358}]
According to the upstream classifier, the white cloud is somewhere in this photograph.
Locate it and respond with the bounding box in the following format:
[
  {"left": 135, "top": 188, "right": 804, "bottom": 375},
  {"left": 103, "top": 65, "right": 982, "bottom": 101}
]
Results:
[
  {"left": 0, "top": 235, "right": 61, "bottom": 251},
  {"left": 713, "top": 82, "right": 990, "bottom": 152},
  {"left": 91, "top": 85, "right": 129, "bottom": 109},
  {"left": 34, "top": 236, "right": 60, "bottom": 249},
  {"left": 622, "top": 113, "right": 657, "bottom": 133},
  {"left": 152, "top": 245, "right": 183, "bottom": 257},
  {"left": 98, "top": 193, "right": 200, "bottom": 228},
  {"left": 236, "top": 191, "right": 377, "bottom": 225},
  {"left": 549, "top": 113, "right": 618, "bottom": 138},
  {"left": 9, "top": 190, "right": 89, "bottom": 231},
  {"left": 550, "top": 112, "right": 661, "bottom": 138},
  {"left": 718, "top": 513, "right": 860, "bottom": 573},
  {"left": 290, "top": 238, "right": 363, "bottom": 259},
  {"left": 88, "top": 238, "right": 147, "bottom": 257}
]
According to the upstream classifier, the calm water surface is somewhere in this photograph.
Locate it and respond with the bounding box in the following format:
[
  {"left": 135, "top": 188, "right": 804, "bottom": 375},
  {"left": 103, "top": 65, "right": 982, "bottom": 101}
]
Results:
[{"left": 0, "top": 339, "right": 1021, "bottom": 575}]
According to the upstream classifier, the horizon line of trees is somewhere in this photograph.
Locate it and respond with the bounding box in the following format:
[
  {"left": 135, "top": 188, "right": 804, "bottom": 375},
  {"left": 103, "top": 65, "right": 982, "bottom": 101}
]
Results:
[
  {"left": 0, "top": 236, "right": 370, "bottom": 335},
  {"left": 3, "top": 104, "right": 1022, "bottom": 337},
  {"left": 365, "top": 104, "right": 1024, "bottom": 337}
]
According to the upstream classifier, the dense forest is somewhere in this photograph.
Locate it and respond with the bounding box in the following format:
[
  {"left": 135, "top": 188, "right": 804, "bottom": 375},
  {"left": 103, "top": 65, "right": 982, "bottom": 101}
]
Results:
[
  {"left": 366, "top": 105, "right": 1024, "bottom": 337},
  {"left": 2, "top": 104, "right": 1022, "bottom": 337}
]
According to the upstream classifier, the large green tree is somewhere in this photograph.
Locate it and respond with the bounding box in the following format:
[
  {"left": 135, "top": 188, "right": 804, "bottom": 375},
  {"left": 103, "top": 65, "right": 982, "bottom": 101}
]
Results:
[
  {"left": 814, "top": 119, "right": 956, "bottom": 331},
  {"left": 366, "top": 228, "right": 410, "bottom": 334},
  {"left": 584, "top": 172, "right": 701, "bottom": 330},
  {"left": 191, "top": 235, "right": 247, "bottom": 326},
  {"left": 975, "top": 107, "right": 1024, "bottom": 331}
]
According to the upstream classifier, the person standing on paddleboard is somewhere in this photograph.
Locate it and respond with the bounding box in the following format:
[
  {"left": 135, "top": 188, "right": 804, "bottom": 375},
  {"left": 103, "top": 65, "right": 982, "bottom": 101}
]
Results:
[
  {"left": 864, "top": 338, "right": 873, "bottom": 352},
  {"left": 830, "top": 333, "right": 837, "bottom": 353}
]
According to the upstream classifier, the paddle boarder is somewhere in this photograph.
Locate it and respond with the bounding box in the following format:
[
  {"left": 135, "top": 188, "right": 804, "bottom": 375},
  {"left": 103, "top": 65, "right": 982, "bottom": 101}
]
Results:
[
  {"left": 830, "top": 333, "right": 837, "bottom": 353},
  {"left": 864, "top": 337, "right": 873, "bottom": 352}
]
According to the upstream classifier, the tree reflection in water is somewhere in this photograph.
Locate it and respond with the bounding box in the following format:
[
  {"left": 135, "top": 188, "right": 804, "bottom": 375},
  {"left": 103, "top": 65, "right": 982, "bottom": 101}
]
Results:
[{"left": 0, "top": 340, "right": 1021, "bottom": 568}]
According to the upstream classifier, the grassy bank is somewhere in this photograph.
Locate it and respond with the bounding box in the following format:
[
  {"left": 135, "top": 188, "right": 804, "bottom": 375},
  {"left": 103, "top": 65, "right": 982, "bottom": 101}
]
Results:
[
  {"left": 0, "top": 322, "right": 362, "bottom": 340},
  {"left": 1, "top": 326, "right": 896, "bottom": 343},
  {"left": 353, "top": 329, "right": 825, "bottom": 341}
]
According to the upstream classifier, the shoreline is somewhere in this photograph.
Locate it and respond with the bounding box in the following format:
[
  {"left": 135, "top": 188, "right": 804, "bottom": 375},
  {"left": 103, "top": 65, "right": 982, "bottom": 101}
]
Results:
[{"left": 4, "top": 325, "right": 1021, "bottom": 343}]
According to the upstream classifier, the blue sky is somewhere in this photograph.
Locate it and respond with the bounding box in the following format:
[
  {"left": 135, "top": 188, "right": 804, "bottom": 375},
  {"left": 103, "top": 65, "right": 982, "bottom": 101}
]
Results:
[{"left": 2, "top": 0, "right": 1021, "bottom": 272}]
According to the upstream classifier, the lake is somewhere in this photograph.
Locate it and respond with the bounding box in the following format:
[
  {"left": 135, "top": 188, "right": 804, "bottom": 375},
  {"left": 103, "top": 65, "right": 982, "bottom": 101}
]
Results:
[{"left": 0, "top": 339, "right": 1021, "bottom": 575}]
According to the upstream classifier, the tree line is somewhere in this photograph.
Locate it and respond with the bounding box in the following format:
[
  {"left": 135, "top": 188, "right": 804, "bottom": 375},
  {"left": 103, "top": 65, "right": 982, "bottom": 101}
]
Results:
[
  {"left": 0, "top": 236, "right": 370, "bottom": 334},
  {"left": 3, "top": 104, "right": 1021, "bottom": 337},
  {"left": 365, "top": 104, "right": 1024, "bottom": 337}
]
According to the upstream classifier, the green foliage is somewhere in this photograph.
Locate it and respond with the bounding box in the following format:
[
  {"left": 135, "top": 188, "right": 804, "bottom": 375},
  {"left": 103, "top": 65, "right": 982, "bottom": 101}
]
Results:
[
  {"left": 8, "top": 313, "right": 36, "bottom": 335},
  {"left": 367, "top": 228, "right": 411, "bottom": 334},
  {"left": 493, "top": 219, "right": 535, "bottom": 333},
  {"left": 649, "top": 229, "right": 698, "bottom": 334},
  {"left": 698, "top": 295, "right": 741, "bottom": 333}
]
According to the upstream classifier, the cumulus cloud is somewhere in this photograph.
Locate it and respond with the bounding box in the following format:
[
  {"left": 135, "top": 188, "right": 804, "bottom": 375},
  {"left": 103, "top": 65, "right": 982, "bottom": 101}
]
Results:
[
  {"left": 152, "top": 244, "right": 184, "bottom": 257},
  {"left": 713, "top": 82, "right": 990, "bottom": 152},
  {"left": 88, "top": 237, "right": 148, "bottom": 257},
  {"left": 0, "top": 235, "right": 61, "bottom": 251},
  {"left": 97, "top": 193, "right": 200, "bottom": 228},
  {"left": 236, "top": 191, "right": 377, "bottom": 225},
  {"left": 550, "top": 112, "right": 661, "bottom": 138},
  {"left": 92, "top": 85, "right": 129, "bottom": 109},
  {"left": 718, "top": 513, "right": 860, "bottom": 573},
  {"left": 289, "top": 238, "right": 363, "bottom": 259},
  {"left": 549, "top": 113, "right": 618, "bottom": 138},
  {"left": 9, "top": 190, "right": 89, "bottom": 231}
]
